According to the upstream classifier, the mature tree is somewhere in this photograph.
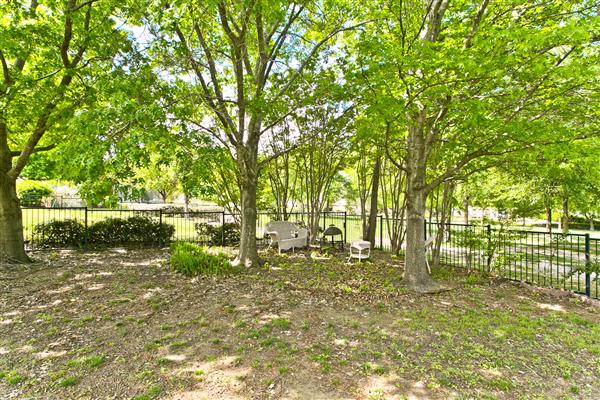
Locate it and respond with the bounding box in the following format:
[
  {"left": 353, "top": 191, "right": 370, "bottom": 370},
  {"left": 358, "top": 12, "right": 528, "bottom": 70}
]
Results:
[
  {"left": 1, "top": 0, "right": 137, "bottom": 262},
  {"left": 352, "top": 121, "right": 382, "bottom": 244},
  {"left": 295, "top": 88, "right": 354, "bottom": 242},
  {"left": 147, "top": 0, "right": 363, "bottom": 266},
  {"left": 354, "top": 0, "right": 600, "bottom": 291}
]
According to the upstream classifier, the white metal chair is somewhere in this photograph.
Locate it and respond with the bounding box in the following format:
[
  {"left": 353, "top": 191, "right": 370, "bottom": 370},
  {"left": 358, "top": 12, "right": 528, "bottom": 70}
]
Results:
[{"left": 348, "top": 240, "right": 371, "bottom": 262}]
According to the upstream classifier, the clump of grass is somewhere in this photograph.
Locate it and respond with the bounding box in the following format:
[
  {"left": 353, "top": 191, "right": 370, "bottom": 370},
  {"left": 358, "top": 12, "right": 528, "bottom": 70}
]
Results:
[
  {"left": 1, "top": 370, "right": 24, "bottom": 385},
  {"left": 67, "top": 355, "right": 105, "bottom": 368},
  {"left": 58, "top": 375, "right": 79, "bottom": 387},
  {"left": 156, "top": 358, "right": 171, "bottom": 366},
  {"left": 132, "top": 384, "right": 162, "bottom": 400},
  {"left": 311, "top": 351, "right": 332, "bottom": 373},
  {"left": 361, "top": 362, "right": 386, "bottom": 375},
  {"left": 271, "top": 318, "right": 291, "bottom": 329},
  {"left": 170, "top": 340, "right": 189, "bottom": 349},
  {"left": 170, "top": 242, "right": 240, "bottom": 276}
]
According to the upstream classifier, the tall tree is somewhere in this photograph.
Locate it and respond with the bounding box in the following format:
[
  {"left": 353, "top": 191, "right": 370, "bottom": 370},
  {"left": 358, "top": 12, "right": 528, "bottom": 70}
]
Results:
[
  {"left": 354, "top": 0, "right": 600, "bottom": 291},
  {"left": 1, "top": 0, "right": 135, "bottom": 262},
  {"left": 148, "top": 0, "right": 362, "bottom": 266},
  {"left": 296, "top": 94, "right": 354, "bottom": 242}
]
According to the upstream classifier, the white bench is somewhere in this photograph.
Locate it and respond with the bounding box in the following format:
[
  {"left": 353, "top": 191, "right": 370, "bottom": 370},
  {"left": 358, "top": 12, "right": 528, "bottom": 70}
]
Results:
[
  {"left": 265, "top": 221, "right": 308, "bottom": 254},
  {"left": 348, "top": 240, "right": 371, "bottom": 262}
]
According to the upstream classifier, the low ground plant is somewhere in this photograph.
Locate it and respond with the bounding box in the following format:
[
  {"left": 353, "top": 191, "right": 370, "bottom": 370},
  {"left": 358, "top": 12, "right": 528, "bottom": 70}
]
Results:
[{"left": 169, "top": 242, "right": 239, "bottom": 276}]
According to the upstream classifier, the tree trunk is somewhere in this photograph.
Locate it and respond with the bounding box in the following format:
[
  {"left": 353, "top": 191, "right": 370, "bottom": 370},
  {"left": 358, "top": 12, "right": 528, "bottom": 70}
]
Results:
[
  {"left": 432, "top": 181, "right": 454, "bottom": 269},
  {"left": 357, "top": 157, "right": 370, "bottom": 239},
  {"left": 365, "top": 156, "right": 381, "bottom": 244},
  {"left": 360, "top": 196, "right": 367, "bottom": 238},
  {"left": 405, "top": 188, "right": 435, "bottom": 291},
  {"left": 233, "top": 146, "right": 261, "bottom": 267},
  {"left": 546, "top": 206, "right": 552, "bottom": 234},
  {"left": 183, "top": 193, "right": 190, "bottom": 217},
  {"left": 462, "top": 193, "right": 473, "bottom": 272},
  {"left": 0, "top": 174, "right": 30, "bottom": 264},
  {"left": 463, "top": 194, "right": 469, "bottom": 225},
  {"left": 158, "top": 191, "right": 167, "bottom": 203},
  {"left": 403, "top": 120, "right": 437, "bottom": 292},
  {"left": 561, "top": 196, "right": 569, "bottom": 234}
]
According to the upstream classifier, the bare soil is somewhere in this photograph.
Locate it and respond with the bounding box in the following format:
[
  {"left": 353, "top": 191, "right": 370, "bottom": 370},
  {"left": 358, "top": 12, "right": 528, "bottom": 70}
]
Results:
[{"left": 1, "top": 248, "right": 598, "bottom": 399}]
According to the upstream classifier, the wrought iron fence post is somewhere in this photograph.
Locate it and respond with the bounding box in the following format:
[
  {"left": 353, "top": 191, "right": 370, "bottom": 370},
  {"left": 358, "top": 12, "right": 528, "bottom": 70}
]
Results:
[
  {"left": 585, "top": 233, "right": 591, "bottom": 297},
  {"left": 158, "top": 209, "right": 163, "bottom": 247},
  {"left": 84, "top": 207, "right": 88, "bottom": 249},
  {"left": 486, "top": 224, "right": 492, "bottom": 271},
  {"left": 423, "top": 219, "right": 427, "bottom": 240}
]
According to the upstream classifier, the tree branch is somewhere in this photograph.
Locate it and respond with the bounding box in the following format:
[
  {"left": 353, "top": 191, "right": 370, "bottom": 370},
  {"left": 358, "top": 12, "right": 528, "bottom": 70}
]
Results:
[
  {"left": 424, "top": 132, "right": 598, "bottom": 193},
  {"left": 0, "top": 50, "right": 11, "bottom": 85},
  {"left": 274, "top": 20, "right": 373, "bottom": 100},
  {"left": 173, "top": 21, "right": 238, "bottom": 146},
  {"left": 10, "top": 144, "right": 56, "bottom": 158},
  {"left": 73, "top": 0, "right": 99, "bottom": 11},
  {"left": 464, "top": 0, "right": 490, "bottom": 49}
]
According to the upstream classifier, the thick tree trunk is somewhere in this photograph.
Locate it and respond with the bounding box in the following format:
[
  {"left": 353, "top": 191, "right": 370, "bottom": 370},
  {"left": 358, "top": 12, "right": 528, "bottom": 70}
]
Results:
[
  {"left": 365, "top": 156, "right": 381, "bottom": 244},
  {"left": 403, "top": 120, "right": 438, "bottom": 292},
  {"left": 233, "top": 145, "right": 261, "bottom": 267},
  {"left": 1, "top": 123, "right": 30, "bottom": 264},
  {"left": 0, "top": 175, "right": 30, "bottom": 264},
  {"left": 404, "top": 188, "right": 435, "bottom": 291}
]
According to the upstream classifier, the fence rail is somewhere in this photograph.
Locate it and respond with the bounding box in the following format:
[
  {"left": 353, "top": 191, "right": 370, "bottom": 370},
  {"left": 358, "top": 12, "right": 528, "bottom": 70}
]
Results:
[{"left": 21, "top": 207, "right": 599, "bottom": 299}]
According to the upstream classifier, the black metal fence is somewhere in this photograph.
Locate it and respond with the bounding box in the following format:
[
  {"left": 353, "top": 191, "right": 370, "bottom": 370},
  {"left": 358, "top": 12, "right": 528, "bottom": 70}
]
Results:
[
  {"left": 425, "top": 222, "right": 599, "bottom": 300},
  {"left": 21, "top": 208, "right": 353, "bottom": 250},
  {"left": 21, "top": 207, "right": 599, "bottom": 299}
]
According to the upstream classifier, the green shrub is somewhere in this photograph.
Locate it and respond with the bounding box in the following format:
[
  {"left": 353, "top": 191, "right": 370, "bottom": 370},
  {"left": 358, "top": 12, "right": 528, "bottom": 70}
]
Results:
[
  {"left": 195, "top": 222, "right": 240, "bottom": 246},
  {"left": 17, "top": 181, "right": 53, "bottom": 207},
  {"left": 33, "top": 216, "right": 174, "bottom": 248},
  {"left": 33, "top": 219, "right": 86, "bottom": 247},
  {"left": 170, "top": 242, "right": 239, "bottom": 276},
  {"left": 89, "top": 216, "right": 174, "bottom": 246}
]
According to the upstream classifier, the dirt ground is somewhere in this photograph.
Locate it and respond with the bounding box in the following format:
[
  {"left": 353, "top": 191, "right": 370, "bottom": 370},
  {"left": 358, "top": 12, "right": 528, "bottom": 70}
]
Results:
[{"left": 1, "top": 248, "right": 599, "bottom": 399}]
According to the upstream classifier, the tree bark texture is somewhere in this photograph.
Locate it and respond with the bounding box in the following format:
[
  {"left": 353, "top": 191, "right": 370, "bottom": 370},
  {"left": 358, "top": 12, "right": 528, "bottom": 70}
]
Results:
[
  {"left": 365, "top": 155, "right": 381, "bottom": 244},
  {"left": 403, "top": 117, "right": 437, "bottom": 291},
  {"left": 0, "top": 137, "right": 29, "bottom": 263}
]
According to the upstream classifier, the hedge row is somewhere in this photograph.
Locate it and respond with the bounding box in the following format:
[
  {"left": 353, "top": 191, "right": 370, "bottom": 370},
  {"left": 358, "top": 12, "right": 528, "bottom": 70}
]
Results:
[{"left": 32, "top": 216, "right": 175, "bottom": 248}]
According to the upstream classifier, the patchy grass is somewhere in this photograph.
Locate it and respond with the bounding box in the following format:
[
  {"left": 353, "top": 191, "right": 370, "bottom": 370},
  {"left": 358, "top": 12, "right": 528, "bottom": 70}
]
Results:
[{"left": 0, "top": 248, "right": 598, "bottom": 399}]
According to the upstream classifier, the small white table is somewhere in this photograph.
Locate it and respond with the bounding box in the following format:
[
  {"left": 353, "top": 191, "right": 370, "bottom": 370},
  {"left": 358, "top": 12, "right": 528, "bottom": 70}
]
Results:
[{"left": 348, "top": 240, "right": 371, "bottom": 262}]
